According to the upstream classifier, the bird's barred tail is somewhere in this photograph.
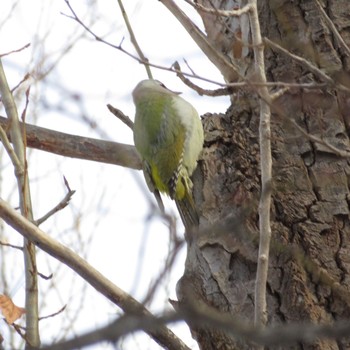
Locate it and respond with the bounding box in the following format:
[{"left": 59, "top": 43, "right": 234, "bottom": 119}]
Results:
[{"left": 175, "top": 191, "right": 199, "bottom": 231}]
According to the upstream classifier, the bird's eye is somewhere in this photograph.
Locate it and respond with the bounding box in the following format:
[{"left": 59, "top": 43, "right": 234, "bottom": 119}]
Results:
[{"left": 155, "top": 80, "right": 167, "bottom": 89}]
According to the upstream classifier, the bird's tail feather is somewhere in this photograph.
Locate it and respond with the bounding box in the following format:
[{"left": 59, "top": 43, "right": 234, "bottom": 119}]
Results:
[{"left": 175, "top": 191, "right": 199, "bottom": 231}]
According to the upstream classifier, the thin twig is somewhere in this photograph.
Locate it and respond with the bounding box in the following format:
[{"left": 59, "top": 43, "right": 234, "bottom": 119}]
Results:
[
  {"left": 21, "top": 86, "right": 31, "bottom": 122},
  {"left": 183, "top": 58, "right": 196, "bottom": 76},
  {"left": 264, "top": 37, "right": 350, "bottom": 93},
  {"left": 173, "top": 62, "right": 235, "bottom": 96},
  {"left": 37, "top": 272, "right": 53, "bottom": 280},
  {"left": 63, "top": 175, "right": 72, "bottom": 192},
  {"left": 34, "top": 187, "right": 76, "bottom": 226},
  {"left": 12, "top": 323, "right": 28, "bottom": 343},
  {"left": 39, "top": 305, "right": 66, "bottom": 321},
  {"left": 117, "top": 0, "right": 153, "bottom": 79},
  {"left": 174, "top": 61, "right": 328, "bottom": 96},
  {"left": 0, "top": 43, "right": 31, "bottom": 58},
  {"left": 107, "top": 104, "right": 134, "bottom": 130},
  {"left": 0, "top": 241, "right": 23, "bottom": 251},
  {"left": 246, "top": 84, "right": 350, "bottom": 158},
  {"left": 184, "top": 0, "right": 251, "bottom": 17},
  {"left": 250, "top": 88, "right": 350, "bottom": 159},
  {"left": 269, "top": 87, "right": 289, "bottom": 100},
  {"left": 281, "top": 111, "right": 350, "bottom": 157},
  {"left": 8, "top": 74, "right": 30, "bottom": 95},
  {"left": 314, "top": 0, "right": 350, "bottom": 57}
]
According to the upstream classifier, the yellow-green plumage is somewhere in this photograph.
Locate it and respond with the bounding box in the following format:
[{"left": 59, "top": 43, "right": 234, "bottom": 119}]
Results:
[{"left": 132, "top": 79, "right": 204, "bottom": 229}]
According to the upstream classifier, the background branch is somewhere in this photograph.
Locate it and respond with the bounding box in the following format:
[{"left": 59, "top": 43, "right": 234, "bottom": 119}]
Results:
[
  {"left": 0, "top": 198, "right": 190, "bottom": 350},
  {"left": 0, "top": 59, "right": 39, "bottom": 348}
]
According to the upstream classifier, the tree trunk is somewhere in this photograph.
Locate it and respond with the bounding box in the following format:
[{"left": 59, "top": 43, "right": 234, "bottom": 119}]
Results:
[{"left": 177, "top": 1, "right": 350, "bottom": 349}]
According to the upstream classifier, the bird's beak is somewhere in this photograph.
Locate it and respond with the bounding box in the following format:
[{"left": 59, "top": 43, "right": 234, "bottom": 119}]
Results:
[{"left": 158, "top": 80, "right": 182, "bottom": 95}]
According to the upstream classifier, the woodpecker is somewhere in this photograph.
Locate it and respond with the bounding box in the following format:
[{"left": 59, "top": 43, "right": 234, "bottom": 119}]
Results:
[{"left": 132, "top": 79, "right": 204, "bottom": 229}]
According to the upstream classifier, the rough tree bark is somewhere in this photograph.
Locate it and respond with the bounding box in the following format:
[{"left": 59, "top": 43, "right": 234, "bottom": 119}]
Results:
[{"left": 177, "top": 1, "right": 350, "bottom": 349}]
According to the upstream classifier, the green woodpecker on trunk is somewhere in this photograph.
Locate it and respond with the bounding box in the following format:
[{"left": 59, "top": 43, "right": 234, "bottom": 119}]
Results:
[{"left": 132, "top": 79, "right": 204, "bottom": 230}]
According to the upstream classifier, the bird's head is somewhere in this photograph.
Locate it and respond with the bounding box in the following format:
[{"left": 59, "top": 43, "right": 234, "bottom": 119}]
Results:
[{"left": 132, "top": 79, "right": 181, "bottom": 102}]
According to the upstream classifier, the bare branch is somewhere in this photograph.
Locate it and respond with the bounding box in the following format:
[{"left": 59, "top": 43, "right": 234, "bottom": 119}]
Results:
[{"left": 0, "top": 116, "right": 141, "bottom": 170}]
